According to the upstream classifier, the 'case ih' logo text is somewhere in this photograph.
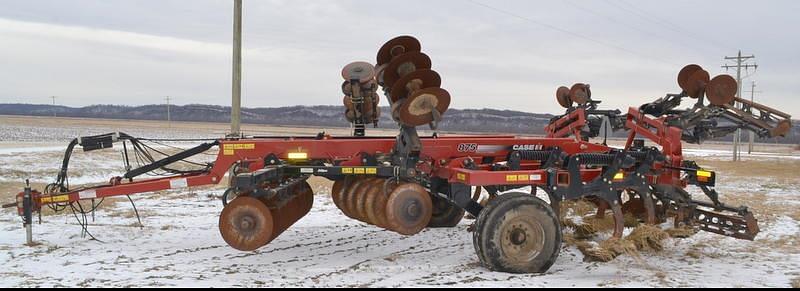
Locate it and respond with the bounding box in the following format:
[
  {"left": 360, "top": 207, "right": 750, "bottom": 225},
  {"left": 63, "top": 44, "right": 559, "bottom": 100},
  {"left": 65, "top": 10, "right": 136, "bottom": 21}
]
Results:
[
  {"left": 457, "top": 143, "right": 478, "bottom": 152},
  {"left": 512, "top": 144, "right": 544, "bottom": 151}
]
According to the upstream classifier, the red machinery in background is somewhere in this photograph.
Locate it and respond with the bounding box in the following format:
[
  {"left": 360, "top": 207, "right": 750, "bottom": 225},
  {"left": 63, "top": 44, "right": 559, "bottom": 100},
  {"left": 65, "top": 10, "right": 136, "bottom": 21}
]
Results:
[{"left": 4, "top": 36, "right": 793, "bottom": 274}]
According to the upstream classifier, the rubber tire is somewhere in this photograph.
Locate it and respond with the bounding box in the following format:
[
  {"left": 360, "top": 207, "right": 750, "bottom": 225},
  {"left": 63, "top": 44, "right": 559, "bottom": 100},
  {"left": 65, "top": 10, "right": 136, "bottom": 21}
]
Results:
[
  {"left": 473, "top": 192, "right": 561, "bottom": 274},
  {"left": 427, "top": 194, "right": 465, "bottom": 228}
]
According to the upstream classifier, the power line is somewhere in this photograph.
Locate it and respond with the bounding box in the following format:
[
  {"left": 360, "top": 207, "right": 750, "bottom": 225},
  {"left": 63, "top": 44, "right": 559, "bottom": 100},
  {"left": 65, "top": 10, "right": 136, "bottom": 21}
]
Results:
[
  {"left": 605, "top": 0, "right": 734, "bottom": 53},
  {"left": 561, "top": 0, "right": 706, "bottom": 59},
  {"left": 465, "top": 0, "right": 678, "bottom": 66}
]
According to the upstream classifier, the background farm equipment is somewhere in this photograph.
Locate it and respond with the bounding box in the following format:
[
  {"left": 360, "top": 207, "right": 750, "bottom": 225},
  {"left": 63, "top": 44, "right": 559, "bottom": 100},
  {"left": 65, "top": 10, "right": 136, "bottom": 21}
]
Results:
[{"left": 3, "top": 36, "right": 792, "bottom": 274}]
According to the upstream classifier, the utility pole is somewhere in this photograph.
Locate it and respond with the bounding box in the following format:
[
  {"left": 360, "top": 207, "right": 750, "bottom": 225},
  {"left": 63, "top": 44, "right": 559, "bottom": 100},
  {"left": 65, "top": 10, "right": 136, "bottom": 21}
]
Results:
[
  {"left": 165, "top": 96, "right": 172, "bottom": 128},
  {"left": 745, "top": 82, "right": 762, "bottom": 154},
  {"left": 230, "top": 0, "right": 243, "bottom": 137},
  {"left": 722, "top": 51, "right": 757, "bottom": 161},
  {"left": 50, "top": 96, "right": 57, "bottom": 117}
]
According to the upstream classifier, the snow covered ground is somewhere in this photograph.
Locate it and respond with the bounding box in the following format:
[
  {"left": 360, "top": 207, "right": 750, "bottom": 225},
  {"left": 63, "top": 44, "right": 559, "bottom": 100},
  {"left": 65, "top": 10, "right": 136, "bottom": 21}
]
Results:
[{"left": 1, "top": 119, "right": 798, "bottom": 287}]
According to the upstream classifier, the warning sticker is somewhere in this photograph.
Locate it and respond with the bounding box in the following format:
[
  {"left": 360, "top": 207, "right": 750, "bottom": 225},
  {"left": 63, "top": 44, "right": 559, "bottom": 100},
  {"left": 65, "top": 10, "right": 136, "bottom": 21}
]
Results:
[{"left": 170, "top": 178, "right": 189, "bottom": 189}]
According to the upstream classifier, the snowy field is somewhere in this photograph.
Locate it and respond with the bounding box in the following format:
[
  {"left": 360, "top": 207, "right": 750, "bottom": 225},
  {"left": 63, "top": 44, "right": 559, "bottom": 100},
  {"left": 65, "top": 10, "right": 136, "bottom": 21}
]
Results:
[{"left": 1, "top": 116, "right": 798, "bottom": 287}]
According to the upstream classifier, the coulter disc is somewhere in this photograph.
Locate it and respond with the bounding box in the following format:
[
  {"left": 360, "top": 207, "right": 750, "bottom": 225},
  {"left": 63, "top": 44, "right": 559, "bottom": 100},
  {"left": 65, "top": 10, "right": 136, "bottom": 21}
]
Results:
[
  {"left": 684, "top": 69, "right": 710, "bottom": 98},
  {"left": 706, "top": 75, "right": 738, "bottom": 106},
  {"left": 382, "top": 52, "right": 432, "bottom": 89},
  {"left": 342, "top": 61, "right": 376, "bottom": 84},
  {"left": 389, "top": 69, "right": 442, "bottom": 103},
  {"left": 376, "top": 35, "right": 422, "bottom": 66},
  {"left": 556, "top": 86, "right": 572, "bottom": 108},
  {"left": 397, "top": 87, "right": 451, "bottom": 127},
  {"left": 569, "top": 83, "right": 591, "bottom": 105},
  {"left": 678, "top": 64, "right": 703, "bottom": 93}
]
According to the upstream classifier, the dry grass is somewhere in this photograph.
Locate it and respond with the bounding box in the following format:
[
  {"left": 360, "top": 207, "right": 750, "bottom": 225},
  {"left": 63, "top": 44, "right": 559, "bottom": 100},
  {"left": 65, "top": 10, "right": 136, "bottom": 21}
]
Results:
[
  {"left": 626, "top": 225, "right": 668, "bottom": 252},
  {"left": 791, "top": 277, "right": 800, "bottom": 288},
  {"left": 665, "top": 227, "right": 697, "bottom": 238}
]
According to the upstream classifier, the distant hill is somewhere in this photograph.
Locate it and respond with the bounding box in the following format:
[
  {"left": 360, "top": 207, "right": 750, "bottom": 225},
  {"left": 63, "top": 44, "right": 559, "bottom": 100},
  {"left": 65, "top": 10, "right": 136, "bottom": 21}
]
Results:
[{"left": 0, "top": 103, "right": 797, "bottom": 143}]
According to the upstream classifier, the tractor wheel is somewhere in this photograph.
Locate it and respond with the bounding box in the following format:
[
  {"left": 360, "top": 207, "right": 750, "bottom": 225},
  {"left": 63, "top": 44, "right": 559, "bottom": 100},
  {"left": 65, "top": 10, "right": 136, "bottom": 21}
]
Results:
[
  {"left": 427, "top": 194, "right": 465, "bottom": 228},
  {"left": 473, "top": 192, "right": 561, "bottom": 274}
]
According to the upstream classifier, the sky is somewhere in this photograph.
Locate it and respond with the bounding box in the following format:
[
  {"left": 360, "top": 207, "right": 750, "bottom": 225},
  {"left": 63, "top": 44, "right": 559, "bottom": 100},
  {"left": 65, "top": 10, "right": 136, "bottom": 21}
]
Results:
[{"left": 0, "top": 0, "right": 798, "bottom": 116}]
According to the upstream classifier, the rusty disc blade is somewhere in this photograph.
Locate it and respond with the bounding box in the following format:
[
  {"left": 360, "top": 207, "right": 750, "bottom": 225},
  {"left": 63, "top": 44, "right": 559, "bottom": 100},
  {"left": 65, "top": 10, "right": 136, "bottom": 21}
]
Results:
[
  {"left": 356, "top": 179, "right": 383, "bottom": 225},
  {"left": 338, "top": 178, "right": 364, "bottom": 218},
  {"left": 382, "top": 52, "right": 432, "bottom": 89},
  {"left": 219, "top": 196, "right": 274, "bottom": 251},
  {"left": 770, "top": 120, "right": 792, "bottom": 137},
  {"left": 556, "top": 86, "right": 572, "bottom": 108},
  {"left": 267, "top": 182, "right": 314, "bottom": 245},
  {"left": 365, "top": 179, "right": 389, "bottom": 228},
  {"left": 376, "top": 35, "right": 422, "bottom": 66},
  {"left": 678, "top": 64, "right": 703, "bottom": 93},
  {"left": 706, "top": 75, "right": 738, "bottom": 106},
  {"left": 342, "top": 61, "right": 376, "bottom": 83},
  {"left": 684, "top": 69, "right": 710, "bottom": 98},
  {"left": 385, "top": 183, "right": 433, "bottom": 235},
  {"left": 331, "top": 178, "right": 347, "bottom": 210},
  {"left": 389, "top": 69, "right": 442, "bottom": 103},
  {"left": 569, "top": 83, "right": 591, "bottom": 105},
  {"left": 398, "top": 88, "right": 451, "bottom": 127},
  {"left": 343, "top": 96, "right": 354, "bottom": 110},
  {"left": 345, "top": 178, "right": 371, "bottom": 220}
]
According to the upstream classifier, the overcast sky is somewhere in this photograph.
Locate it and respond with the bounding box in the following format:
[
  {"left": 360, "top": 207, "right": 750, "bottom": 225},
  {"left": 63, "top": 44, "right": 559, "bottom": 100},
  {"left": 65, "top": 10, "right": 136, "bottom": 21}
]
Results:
[{"left": 0, "top": 0, "right": 797, "bottom": 116}]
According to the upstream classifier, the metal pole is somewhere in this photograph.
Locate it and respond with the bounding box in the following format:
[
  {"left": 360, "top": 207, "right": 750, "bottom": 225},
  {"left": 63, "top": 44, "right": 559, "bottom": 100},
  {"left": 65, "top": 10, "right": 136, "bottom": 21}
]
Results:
[
  {"left": 23, "top": 180, "right": 33, "bottom": 246},
  {"left": 733, "top": 51, "right": 742, "bottom": 161},
  {"left": 166, "top": 96, "right": 171, "bottom": 128},
  {"left": 748, "top": 82, "right": 756, "bottom": 154},
  {"left": 231, "top": 0, "right": 243, "bottom": 137},
  {"left": 51, "top": 96, "right": 57, "bottom": 117}
]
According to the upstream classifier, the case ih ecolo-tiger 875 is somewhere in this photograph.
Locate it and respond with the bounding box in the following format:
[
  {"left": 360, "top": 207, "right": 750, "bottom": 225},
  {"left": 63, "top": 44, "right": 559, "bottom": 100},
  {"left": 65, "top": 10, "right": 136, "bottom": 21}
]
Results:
[{"left": 4, "top": 36, "right": 793, "bottom": 274}]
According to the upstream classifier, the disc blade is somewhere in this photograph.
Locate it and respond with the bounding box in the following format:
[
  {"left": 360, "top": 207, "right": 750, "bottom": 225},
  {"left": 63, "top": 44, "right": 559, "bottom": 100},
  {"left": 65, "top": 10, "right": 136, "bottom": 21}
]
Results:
[
  {"left": 342, "top": 61, "right": 376, "bottom": 83},
  {"left": 376, "top": 35, "right": 422, "bottom": 66},
  {"left": 706, "top": 75, "right": 737, "bottom": 106},
  {"left": 685, "top": 69, "right": 710, "bottom": 98},
  {"left": 385, "top": 183, "right": 433, "bottom": 235},
  {"left": 678, "top": 64, "right": 703, "bottom": 93},
  {"left": 569, "top": 83, "right": 591, "bottom": 105},
  {"left": 556, "top": 86, "right": 572, "bottom": 108},
  {"left": 389, "top": 69, "right": 442, "bottom": 103},
  {"left": 382, "top": 52, "right": 432, "bottom": 89},
  {"left": 397, "top": 87, "right": 451, "bottom": 127},
  {"left": 219, "top": 196, "right": 274, "bottom": 252}
]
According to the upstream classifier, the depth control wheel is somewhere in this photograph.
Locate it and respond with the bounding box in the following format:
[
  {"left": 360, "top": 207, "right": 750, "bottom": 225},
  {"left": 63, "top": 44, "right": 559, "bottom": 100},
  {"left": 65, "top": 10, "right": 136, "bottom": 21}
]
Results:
[
  {"left": 219, "top": 196, "right": 275, "bottom": 252},
  {"left": 427, "top": 194, "right": 465, "bottom": 228},
  {"left": 473, "top": 192, "right": 561, "bottom": 274}
]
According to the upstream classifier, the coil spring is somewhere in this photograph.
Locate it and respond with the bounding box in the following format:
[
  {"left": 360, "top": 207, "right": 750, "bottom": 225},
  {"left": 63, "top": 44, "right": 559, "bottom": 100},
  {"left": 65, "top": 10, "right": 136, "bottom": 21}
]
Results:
[
  {"left": 573, "top": 153, "right": 616, "bottom": 166},
  {"left": 517, "top": 150, "right": 553, "bottom": 161}
]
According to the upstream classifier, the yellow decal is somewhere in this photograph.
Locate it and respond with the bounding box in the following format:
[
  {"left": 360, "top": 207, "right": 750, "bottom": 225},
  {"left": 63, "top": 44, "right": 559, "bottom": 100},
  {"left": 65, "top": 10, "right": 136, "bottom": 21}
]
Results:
[
  {"left": 517, "top": 175, "right": 529, "bottom": 181},
  {"left": 354, "top": 168, "right": 366, "bottom": 174},
  {"left": 222, "top": 143, "right": 255, "bottom": 155},
  {"left": 342, "top": 168, "right": 353, "bottom": 174},
  {"left": 506, "top": 175, "right": 518, "bottom": 182},
  {"left": 41, "top": 195, "right": 70, "bottom": 204},
  {"left": 614, "top": 172, "right": 625, "bottom": 180},
  {"left": 457, "top": 173, "right": 467, "bottom": 181},
  {"left": 366, "top": 168, "right": 377, "bottom": 174},
  {"left": 697, "top": 170, "right": 712, "bottom": 178}
]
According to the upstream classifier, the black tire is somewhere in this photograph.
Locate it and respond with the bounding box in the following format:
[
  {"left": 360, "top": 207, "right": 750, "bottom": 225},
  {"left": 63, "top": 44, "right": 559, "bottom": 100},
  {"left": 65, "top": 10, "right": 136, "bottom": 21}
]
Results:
[
  {"left": 427, "top": 194, "right": 466, "bottom": 228},
  {"left": 473, "top": 192, "right": 562, "bottom": 274}
]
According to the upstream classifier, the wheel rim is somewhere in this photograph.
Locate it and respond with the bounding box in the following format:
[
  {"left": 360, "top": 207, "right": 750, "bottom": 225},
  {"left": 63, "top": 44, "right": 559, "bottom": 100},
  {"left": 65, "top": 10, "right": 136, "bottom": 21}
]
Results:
[{"left": 499, "top": 214, "right": 546, "bottom": 263}]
